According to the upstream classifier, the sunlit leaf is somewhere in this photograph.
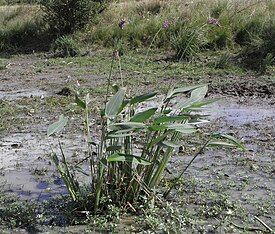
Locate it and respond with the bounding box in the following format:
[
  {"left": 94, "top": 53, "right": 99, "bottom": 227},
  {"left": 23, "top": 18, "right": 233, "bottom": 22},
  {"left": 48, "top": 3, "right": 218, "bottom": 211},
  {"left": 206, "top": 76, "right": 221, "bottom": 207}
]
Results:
[
  {"left": 75, "top": 95, "right": 86, "bottom": 109},
  {"left": 147, "top": 131, "right": 171, "bottom": 147},
  {"left": 176, "top": 85, "right": 208, "bottom": 109},
  {"left": 167, "top": 124, "right": 197, "bottom": 134},
  {"left": 108, "top": 153, "right": 151, "bottom": 165},
  {"left": 210, "top": 134, "right": 246, "bottom": 151},
  {"left": 153, "top": 115, "right": 190, "bottom": 124},
  {"left": 148, "top": 125, "right": 167, "bottom": 131},
  {"left": 190, "top": 85, "right": 208, "bottom": 102},
  {"left": 165, "top": 84, "right": 205, "bottom": 100},
  {"left": 108, "top": 122, "right": 146, "bottom": 131},
  {"left": 192, "top": 98, "right": 220, "bottom": 107},
  {"left": 130, "top": 92, "right": 158, "bottom": 105},
  {"left": 207, "top": 140, "right": 238, "bottom": 148},
  {"left": 107, "top": 133, "right": 135, "bottom": 138},
  {"left": 47, "top": 115, "right": 68, "bottom": 136},
  {"left": 161, "top": 141, "right": 182, "bottom": 148},
  {"left": 105, "top": 87, "right": 126, "bottom": 117},
  {"left": 130, "top": 108, "right": 157, "bottom": 122}
]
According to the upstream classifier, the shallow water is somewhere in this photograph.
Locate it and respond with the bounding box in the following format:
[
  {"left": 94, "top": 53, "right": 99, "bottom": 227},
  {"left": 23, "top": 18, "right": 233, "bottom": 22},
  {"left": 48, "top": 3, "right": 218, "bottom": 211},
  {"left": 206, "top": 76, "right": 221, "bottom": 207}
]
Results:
[
  {"left": 0, "top": 97, "right": 274, "bottom": 202},
  {"left": 0, "top": 89, "right": 48, "bottom": 100}
]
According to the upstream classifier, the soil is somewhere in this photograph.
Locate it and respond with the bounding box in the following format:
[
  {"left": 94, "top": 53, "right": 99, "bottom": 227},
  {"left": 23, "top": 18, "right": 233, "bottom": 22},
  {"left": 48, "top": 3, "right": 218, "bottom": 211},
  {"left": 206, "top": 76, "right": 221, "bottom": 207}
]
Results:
[{"left": 0, "top": 53, "right": 274, "bottom": 233}]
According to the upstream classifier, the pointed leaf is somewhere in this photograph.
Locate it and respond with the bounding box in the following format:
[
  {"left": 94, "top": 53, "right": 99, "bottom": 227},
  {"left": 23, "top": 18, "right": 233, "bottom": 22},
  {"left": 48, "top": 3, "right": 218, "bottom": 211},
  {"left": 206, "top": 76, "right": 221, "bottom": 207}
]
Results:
[
  {"left": 190, "top": 85, "right": 208, "bottom": 102},
  {"left": 47, "top": 115, "right": 68, "bottom": 136},
  {"left": 130, "top": 108, "right": 157, "bottom": 122},
  {"left": 75, "top": 95, "right": 86, "bottom": 109},
  {"left": 192, "top": 98, "right": 220, "bottom": 107},
  {"left": 176, "top": 85, "right": 208, "bottom": 109},
  {"left": 167, "top": 124, "right": 197, "bottom": 134},
  {"left": 130, "top": 92, "right": 158, "bottom": 105},
  {"left": 211, "top": 134, "right": 246, "bottom": 151},
  {"left": 165, "top": 84, "right": 205, "bottom": 100},
  {"left": 105, "top": 87, "right": 126, "bottom": 117},
  {"left": 147, "top": 131, "right": 171, "bottom": 148},
  {"left": 207, "top": 140, "right": 238, "bottom": 148},
  {"left": 108, "top": 122, "right": 146, "bottom": 131},
  {"left": 107, "top": 132, "right": 135, "bottom": 138},
  {"left": 161, "top": 141, "right": 182, "bottom": 148},
  {"left": 148, "top": 125, "right": 168, "bottom": 131},
  {"left": 108, "top": 153, "right": 151, "bottom": 165},
  {"left": 153, "top": 115, "right": 190, "bottom": 124}
]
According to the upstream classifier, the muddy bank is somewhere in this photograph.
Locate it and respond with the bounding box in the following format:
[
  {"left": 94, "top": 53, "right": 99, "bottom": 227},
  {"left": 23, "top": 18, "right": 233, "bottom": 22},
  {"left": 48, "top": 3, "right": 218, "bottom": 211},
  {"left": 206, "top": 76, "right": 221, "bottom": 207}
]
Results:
[{"left": 0, "top": 53, "right": 274, "bottom": 232}]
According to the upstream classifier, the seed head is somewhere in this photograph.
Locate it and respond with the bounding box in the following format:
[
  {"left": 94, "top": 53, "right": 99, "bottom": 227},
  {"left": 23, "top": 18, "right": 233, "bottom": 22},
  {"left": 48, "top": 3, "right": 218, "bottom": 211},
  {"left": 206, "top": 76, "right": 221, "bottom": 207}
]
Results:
[
  {"left": 163, "top": 19, "right": 171, "bottom": 29},
  {"left": 207, "top": 18, "right": 221, "bottom": 27},
  {"left": 119, "top": 18, "right": 126, "bottom": 29}
]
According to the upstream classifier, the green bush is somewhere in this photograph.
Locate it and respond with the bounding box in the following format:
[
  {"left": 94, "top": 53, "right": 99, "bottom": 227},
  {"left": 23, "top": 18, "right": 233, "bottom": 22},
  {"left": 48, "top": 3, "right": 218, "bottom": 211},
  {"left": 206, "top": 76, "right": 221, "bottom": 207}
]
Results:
[
  {"left": 41, "top": 0, "right": 111, "bottom": 35},
  {"left": 50, "top": 35, "right": 80, "bottom": 57},
  {"left": 171, "top": 26, "right": 206, "bottom": 60},
  {"left": 0, "top": 18, "right": 44, "bottom": 51}
]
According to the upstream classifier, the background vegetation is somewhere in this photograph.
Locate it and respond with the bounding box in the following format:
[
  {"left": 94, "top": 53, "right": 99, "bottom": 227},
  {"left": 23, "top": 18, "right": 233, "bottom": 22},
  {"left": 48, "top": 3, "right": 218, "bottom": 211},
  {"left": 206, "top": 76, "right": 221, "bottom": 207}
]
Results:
[{"left": 0, "top": 0, "right": 274, "bottom": 72}]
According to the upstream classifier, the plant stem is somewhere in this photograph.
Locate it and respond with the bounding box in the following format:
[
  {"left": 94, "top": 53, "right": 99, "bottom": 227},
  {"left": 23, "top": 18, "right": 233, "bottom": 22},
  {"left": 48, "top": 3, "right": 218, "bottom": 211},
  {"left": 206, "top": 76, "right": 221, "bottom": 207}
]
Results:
[{"left": 140, "top": 27, "right": 162, "bottom": 81}]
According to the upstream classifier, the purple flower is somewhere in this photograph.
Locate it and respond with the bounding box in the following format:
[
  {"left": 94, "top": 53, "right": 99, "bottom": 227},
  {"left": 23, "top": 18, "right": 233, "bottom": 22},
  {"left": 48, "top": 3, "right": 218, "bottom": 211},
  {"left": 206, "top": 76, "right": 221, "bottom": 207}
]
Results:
[
  {"left": 119, "top": 19, "right": 126, "bottom": 29},
  {"left": 207, "top": 18, "right": 221, "bottom": 27},
  {"left": 163, "top": 19, "right": 170, "bottom": 29}
]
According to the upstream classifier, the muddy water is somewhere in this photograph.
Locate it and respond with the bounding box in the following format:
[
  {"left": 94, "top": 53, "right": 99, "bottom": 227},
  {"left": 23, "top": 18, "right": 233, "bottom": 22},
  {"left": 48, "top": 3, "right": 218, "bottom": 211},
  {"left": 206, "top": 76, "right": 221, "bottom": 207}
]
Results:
[
  {"left": 0, "top": 130, "right": 87, "bottom": 200},
  {"left": 0, "top": 97, "right": 274, "bottom": 203},
  {"left": 0, "top": 89, "right": 49, "bottom": 100}
]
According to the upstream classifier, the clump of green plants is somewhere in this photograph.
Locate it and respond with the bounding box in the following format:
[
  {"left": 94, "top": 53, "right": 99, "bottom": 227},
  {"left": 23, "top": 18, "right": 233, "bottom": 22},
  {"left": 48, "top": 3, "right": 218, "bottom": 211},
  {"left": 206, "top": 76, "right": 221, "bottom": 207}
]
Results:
[
  {"left": 48, "top": 82, "right": 245, "bottom": 215},
  {"left": 50, "top": 36, "right": 80, "bottom": 57},
  {"left": 0, "top": 192, "right": 37, "bottom": 231}
]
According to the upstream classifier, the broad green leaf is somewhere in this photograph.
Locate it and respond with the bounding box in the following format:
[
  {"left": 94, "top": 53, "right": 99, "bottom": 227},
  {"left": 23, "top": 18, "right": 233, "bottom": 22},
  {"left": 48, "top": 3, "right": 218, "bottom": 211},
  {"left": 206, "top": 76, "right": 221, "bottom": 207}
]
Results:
[
  {"left": 147, "top": 131, "right": 171, "bottom": 147},
  {"left": 108, "top": 153, "right": 151, "bottom": 165},
  {"left": 181, "top": 106, "right": 214, "bottom": 112},
  {"left": 211, "top": 134, "right": 246, "bottom": 151},
  {"left": 118, "top": 99, "right": 130, "bottom": 114},
  {"left": 107, "top": 133, "right": 135, "bottom": 138},
  {"left": 163, "top": 109, "right": 172, "bottom": 114},
  {"left": 167, "top": 124, "right": 197, "bottom": 134},
  {"left": 190, "top": 85, "right": 208, "bottom": 102},
  {"left": 176, "top": 85, "right": 208, "bottom": 109},
  {"left": 75, "top": 95, "right": 86, "bottom": 109},
  {"left": 47, "top": 115, "right": 68, "bottom": 136},
  {"left": 207, "top": 140, "right": 238, "bottom": 148},
  {"left": 130, "top": 92, "right": 158, "bottom": 105},
  {"left": 161, "top": 141, "right": 182, "bottom": 148},
  {"left": 130, "top": 108, "right": 157, "bottom": 122},
  {"left": 165, "top": 84, "right": 205, "bottom": 100},
  {"left": 148, "top": 125, "right": 167, "bottom": 131},
  {"left": 108, "top": 122, "right": 146, "bottom": 131},
  {"left": 188, "top": 119, "right": 209, "bottom": 124},
  {"left": 105, "top": 87, "right": 126, "bottom": 118},
  {"left": 192, "top": 98, "right": 220, "bottom": 107},
  {"left": 153, "top": 115, "right": 190, "bottom": 124}
]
